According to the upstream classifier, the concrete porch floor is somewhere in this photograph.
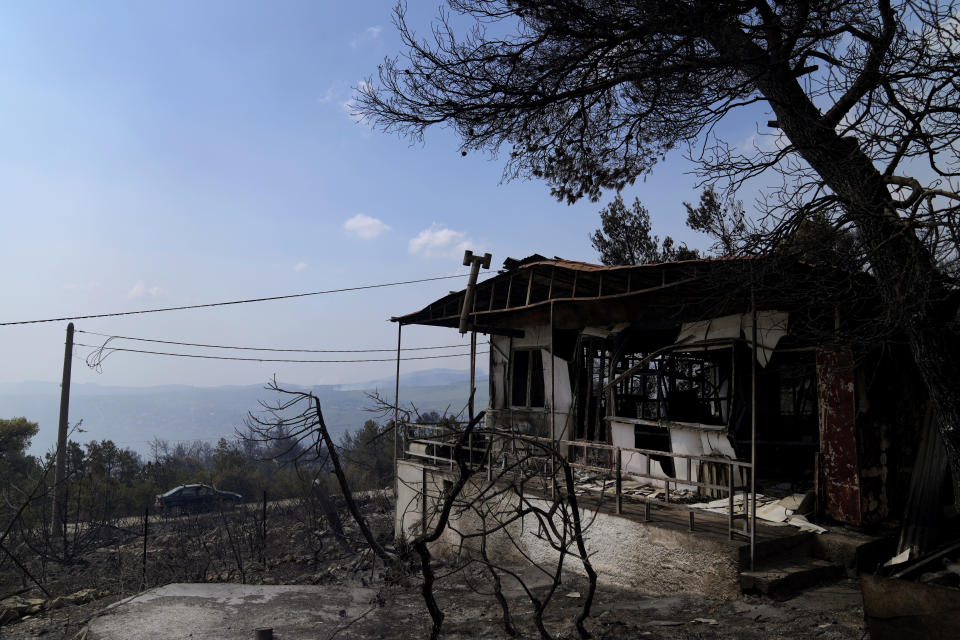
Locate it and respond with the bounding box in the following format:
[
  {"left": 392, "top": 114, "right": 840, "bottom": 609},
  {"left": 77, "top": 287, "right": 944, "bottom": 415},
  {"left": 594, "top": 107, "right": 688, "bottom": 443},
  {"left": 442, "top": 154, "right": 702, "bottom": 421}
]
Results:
[{"left": 560, "top": 488, "right": 814, "bottom": 568}]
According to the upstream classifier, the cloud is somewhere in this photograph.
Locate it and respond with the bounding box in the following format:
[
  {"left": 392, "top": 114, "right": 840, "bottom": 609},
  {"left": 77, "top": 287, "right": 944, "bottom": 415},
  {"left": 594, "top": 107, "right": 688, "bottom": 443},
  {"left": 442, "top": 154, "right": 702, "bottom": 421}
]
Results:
[
  {"left": 293, "top": 261, "right": 308, "bottom": 272},
  {"left": 128, "top": 281, "right": 168, "bottom": 298},
  {"left": 350, "top": 25, "right": 382, "bottom": 49},
  {"left": 341, "top": 80, "right": 372, "bottom": 124},
  {"left": 343, "top": 213, "right": 389, "bottom": 239},
  {"left": 409, "top": 224, "right": 473, "bottom": 258},
  {"left": 317, "top": 86, "right": 337, "bottom": 105}
]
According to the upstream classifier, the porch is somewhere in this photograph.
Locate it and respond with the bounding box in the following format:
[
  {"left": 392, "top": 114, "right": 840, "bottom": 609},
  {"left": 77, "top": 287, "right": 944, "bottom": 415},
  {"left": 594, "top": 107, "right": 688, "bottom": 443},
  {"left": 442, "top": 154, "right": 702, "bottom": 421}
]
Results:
[{"left": 396, "top": 420, "right": 880, "bottom": 598}]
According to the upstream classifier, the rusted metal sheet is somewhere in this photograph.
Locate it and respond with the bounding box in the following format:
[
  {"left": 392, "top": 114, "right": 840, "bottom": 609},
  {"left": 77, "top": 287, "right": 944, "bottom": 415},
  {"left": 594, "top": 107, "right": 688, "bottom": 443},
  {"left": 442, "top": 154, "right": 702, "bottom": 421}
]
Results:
[
  {"left": 862, "top": 573, "right": 960, "bottom": 640},
  {"left": 817, "top": 348, "right": 861, "bottom": 525}
]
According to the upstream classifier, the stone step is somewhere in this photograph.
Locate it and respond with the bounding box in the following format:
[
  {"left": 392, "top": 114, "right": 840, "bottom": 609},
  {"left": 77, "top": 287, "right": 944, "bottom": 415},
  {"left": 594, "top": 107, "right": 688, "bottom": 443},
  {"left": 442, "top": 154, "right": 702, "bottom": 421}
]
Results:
[
  {"left": 738, "top": 532, "right": 814, "bottom": 568},
  {"left": 740, "top": 558, "right": 844, "bottom": 600}
]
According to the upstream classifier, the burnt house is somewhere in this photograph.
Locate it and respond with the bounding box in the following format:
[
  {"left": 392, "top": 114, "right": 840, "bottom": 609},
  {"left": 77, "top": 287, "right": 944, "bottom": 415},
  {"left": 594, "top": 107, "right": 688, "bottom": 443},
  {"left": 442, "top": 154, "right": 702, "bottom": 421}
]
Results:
[{"left": 390, "top": 254, "right": 930, "bottom": 593}]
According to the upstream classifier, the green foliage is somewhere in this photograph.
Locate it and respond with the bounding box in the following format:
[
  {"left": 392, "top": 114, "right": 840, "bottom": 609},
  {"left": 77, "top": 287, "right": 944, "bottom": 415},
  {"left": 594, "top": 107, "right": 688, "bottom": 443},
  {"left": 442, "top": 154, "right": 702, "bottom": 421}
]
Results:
[
  {"left": 683, "top": 188, "right": 748, "bottom": 257},
  {"left": 211, "top": 438, "right": 269, "bottom": 499},
  {"left": 591, "top": 195, "right": 699, "bottom": 266},
  {"left": 341, "top": 419, "right": 393, "bottom": 491},
  {"left": 0, "top": 416, "right": 40, "bottom": 481},
  {"left": 0, "top": 416, "right": 38, "bottom": 459},
  {"left": 1, "top": 411, "right": 399, "bottom": 537}
]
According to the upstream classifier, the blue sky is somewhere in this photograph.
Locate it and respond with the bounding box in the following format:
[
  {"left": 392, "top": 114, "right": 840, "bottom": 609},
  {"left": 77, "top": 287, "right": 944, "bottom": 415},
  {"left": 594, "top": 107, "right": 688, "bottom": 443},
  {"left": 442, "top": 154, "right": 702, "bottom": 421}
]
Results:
[{"left": 0, "top": 1, "right": 773, "bottom": 389}]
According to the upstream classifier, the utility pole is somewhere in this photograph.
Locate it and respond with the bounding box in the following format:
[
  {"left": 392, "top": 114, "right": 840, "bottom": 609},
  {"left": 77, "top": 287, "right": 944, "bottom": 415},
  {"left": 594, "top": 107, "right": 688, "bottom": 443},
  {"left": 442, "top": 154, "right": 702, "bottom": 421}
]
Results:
[{"left": 51, "top": 322, "right": 74, "bottom": 542}]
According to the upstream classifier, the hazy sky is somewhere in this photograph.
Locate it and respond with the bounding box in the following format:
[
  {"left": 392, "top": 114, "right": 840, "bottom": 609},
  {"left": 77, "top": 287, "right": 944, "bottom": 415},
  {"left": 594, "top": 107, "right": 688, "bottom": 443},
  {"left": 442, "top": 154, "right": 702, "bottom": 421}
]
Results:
[{"left": 0, "top": 1, "right": 774, "bottom": 389}]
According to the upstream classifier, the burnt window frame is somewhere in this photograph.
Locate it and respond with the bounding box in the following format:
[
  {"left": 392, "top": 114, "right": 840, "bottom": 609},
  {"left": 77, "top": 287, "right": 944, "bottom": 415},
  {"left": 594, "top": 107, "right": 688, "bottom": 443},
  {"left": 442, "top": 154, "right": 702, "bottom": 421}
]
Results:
[
  {"left": 510, "top": 348, "right": 546, "bottom": 409},
  {"left": 608, "top": 342, "right": 735, "bottom": 428}
]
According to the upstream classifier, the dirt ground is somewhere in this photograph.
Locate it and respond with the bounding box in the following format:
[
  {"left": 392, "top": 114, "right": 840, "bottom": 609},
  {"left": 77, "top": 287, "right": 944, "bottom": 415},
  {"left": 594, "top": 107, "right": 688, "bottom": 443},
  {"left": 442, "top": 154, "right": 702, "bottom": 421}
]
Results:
[
  {"left": 336, "top": 568, "right": 867, "bottom": 639},
  {"left": 0, "top": 495, "right": 868, "bottom": 639}
]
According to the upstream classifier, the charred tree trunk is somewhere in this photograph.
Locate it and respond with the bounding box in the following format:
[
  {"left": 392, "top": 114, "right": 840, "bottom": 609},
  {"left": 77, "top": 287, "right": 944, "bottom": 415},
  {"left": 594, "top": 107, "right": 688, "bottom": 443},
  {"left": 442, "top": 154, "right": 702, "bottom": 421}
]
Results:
[
  {"left": 311, "top": 398, "right": 392, "bottom": 562},
  {"left": 770, "top": 94, "right": 960, "bottom": 509},
  {"left": 711, "top": 26, "right": 960, "bottom": 508},
  {"left": 410, "top": 411, "right": 485, "bottom": 640}
]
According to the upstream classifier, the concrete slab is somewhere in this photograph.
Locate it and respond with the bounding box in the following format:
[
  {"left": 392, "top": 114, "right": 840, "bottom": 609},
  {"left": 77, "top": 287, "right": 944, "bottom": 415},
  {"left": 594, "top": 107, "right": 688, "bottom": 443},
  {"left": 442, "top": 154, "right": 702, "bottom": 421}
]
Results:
[{"left": 86, "top": 583, "right": 377, "bottom": 640}]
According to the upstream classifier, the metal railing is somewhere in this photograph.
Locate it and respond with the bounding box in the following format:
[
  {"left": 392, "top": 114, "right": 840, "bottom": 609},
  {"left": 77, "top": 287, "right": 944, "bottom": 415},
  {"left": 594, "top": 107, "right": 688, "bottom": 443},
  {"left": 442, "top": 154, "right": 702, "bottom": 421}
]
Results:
[{"left": 401, "top": 422, "right": 755, "bottom": 543}]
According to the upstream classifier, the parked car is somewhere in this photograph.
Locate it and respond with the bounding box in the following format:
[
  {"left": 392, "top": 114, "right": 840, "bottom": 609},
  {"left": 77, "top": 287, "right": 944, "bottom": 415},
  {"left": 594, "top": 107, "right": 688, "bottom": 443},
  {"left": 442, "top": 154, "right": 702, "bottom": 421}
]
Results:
[{"left": 155, "top": 484, "right": 242, "bottom": 512}]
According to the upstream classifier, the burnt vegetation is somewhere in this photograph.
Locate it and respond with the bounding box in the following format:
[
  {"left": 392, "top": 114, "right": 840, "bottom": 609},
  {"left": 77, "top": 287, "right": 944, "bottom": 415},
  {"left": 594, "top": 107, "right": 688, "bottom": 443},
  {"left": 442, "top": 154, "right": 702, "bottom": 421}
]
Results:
[{"left": 0, "top": 410, "right": 396, "bottom": 634}]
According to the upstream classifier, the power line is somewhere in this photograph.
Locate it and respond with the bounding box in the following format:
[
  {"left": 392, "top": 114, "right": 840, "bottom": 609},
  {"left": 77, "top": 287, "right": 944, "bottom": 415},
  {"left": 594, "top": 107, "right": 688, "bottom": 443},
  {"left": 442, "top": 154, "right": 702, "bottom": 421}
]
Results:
[
  {"left": 0, "top": 273, "right": 471, "bottom": 326},
  {"left": 76, "top": 342, "right": 489, "bottom": 364},
  {"left": 76, "top": 330, "right": 481, "bottom": 353}
]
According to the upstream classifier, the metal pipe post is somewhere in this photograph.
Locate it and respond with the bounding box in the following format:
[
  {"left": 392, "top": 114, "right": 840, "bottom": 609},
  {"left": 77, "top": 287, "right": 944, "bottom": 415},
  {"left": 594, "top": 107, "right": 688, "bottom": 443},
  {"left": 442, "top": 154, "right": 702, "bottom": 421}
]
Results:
[
  {"left": 549, "top": 301, "right": 556, "bottom": 499},
  {"left": 469, "top": 330, "right": 477, "bottom": 422},
  {"left": 750, "top": 270, "right": 758, "bottom": 570},
  {"left": 394, "top": 323, "right": 402, "bottom": 470}
]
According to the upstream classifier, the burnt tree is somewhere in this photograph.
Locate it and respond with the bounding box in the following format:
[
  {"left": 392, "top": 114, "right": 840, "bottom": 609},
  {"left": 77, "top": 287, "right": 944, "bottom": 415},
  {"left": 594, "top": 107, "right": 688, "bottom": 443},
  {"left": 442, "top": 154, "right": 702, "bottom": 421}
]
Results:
[{"left": 358, "top": 1, "right": 960, "bottom": 503}]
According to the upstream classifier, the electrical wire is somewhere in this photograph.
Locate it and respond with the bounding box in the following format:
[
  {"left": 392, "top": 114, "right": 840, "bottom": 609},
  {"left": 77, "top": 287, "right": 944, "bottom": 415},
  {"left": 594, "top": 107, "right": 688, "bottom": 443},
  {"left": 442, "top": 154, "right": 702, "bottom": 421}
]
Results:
[
  {"left": 0, "top": 273, "right": 471, "bottom": 326},
  {"left": 77, "top": 341, "right": 489, "bottom": 365},
  {"left": 75, "top": 330, "right": 484, "bottom": 353}
]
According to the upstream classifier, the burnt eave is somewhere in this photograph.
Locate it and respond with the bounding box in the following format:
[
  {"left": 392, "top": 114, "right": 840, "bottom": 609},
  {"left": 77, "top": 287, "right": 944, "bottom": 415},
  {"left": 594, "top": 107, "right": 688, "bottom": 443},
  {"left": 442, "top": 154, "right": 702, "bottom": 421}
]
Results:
[{"left": 391, "top": 254, "right": 876, "bottom": 334}]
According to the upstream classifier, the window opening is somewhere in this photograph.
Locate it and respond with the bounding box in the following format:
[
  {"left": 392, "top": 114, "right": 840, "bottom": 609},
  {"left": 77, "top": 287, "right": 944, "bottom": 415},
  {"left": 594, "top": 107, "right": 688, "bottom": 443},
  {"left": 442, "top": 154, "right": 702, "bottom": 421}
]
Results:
[
  {"left": 609, "top": 347, "right": 733, "bottom": 428},
  {"left": 741, "top": 353, "right": 819, "bottom": 484},
  {"left": 511, "top": 349, "right": 545, "bottom": 408},
  {"left": 573, "top": 338, "right": 608, "bottom": 441}
]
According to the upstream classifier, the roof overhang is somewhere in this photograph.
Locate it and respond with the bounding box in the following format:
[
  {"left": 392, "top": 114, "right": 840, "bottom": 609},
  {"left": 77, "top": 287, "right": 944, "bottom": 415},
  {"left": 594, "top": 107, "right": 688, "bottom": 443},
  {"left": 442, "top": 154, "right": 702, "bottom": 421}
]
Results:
[{"left": 392, "top": 254, "right": 875, "bottom": 338}]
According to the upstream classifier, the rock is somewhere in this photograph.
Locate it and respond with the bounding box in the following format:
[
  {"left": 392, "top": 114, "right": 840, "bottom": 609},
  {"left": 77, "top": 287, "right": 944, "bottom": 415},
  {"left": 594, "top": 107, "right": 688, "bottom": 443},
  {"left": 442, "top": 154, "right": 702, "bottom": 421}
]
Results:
[
  {"left": 0, "top": 606, "right": 20, "bottom": 625},
  {"left": 48, "top": 597, "right": 66, "bottom": 610},
  {"left": 66, "top": 588, "right": 98, "bottom": 605},
  {"left": 262, "top": 577, "right": 277, "bottom": 585}
]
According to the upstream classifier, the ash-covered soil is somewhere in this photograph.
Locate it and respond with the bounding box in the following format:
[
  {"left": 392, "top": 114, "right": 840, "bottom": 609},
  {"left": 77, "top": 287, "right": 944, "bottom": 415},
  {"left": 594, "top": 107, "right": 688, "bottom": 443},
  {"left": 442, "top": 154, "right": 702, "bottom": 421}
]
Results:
[{"left": 1, "top": 493, "right": 867, "bottom": 639}]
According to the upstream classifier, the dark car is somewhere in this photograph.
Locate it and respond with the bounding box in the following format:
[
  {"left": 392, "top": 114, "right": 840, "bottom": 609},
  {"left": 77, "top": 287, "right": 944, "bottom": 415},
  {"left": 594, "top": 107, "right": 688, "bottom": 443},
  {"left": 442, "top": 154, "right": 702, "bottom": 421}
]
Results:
[{"left": 155, "top": 484, "right": 242, "bottom": 512}]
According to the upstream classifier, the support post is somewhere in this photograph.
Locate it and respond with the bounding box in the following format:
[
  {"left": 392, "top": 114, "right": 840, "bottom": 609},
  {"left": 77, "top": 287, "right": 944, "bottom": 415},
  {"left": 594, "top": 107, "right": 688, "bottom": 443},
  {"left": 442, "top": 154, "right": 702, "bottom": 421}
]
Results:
[
  {"left": 487, "top": 443, "right": 493, "bottom": 482},
  {"left": 394, "top": 323, "right": 402, "bottom": 469},
  {"left": 51, "top": 322, "right": 74, "bottom": 542},
  {"left": 728, "top": 463, "right": 735, "bottom": 540},
  {"left": 421, "top": 466, "right": 428, "bottom": 535},
  {"left": 615, "top": 448, "right": 622, "bottom": 515},
  {"left": 750, "top": 272, "right": 758, "bottom": 570},
  {"left": 549, "top": 301, "right": 556, "bottom": 499},
  {"left": 141, "top": 506, "right": 149, "bottom": 590},
  {"left": 469, "top": 330, "right": 477, "bottom": 422}
]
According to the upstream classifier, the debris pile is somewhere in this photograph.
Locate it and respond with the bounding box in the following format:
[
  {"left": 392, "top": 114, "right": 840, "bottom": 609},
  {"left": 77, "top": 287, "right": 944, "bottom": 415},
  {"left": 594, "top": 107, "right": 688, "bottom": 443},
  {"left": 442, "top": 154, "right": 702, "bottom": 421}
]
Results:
[
  {"left": 689, "top": 492, "right": 826, "bottom": 534},
  {"left": 0, "top": 588, "right": 104, "bottom": 626}
]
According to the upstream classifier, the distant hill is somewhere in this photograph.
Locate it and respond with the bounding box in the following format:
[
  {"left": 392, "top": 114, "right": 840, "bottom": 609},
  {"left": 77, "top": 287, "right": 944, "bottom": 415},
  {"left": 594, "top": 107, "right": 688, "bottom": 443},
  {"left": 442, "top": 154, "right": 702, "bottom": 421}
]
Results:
[
  {"left": 0, "top": 369, "right": 489, "bottom": 458},
  {"left": 333, "top": 367, "right": 487, "bottom": 391}
]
